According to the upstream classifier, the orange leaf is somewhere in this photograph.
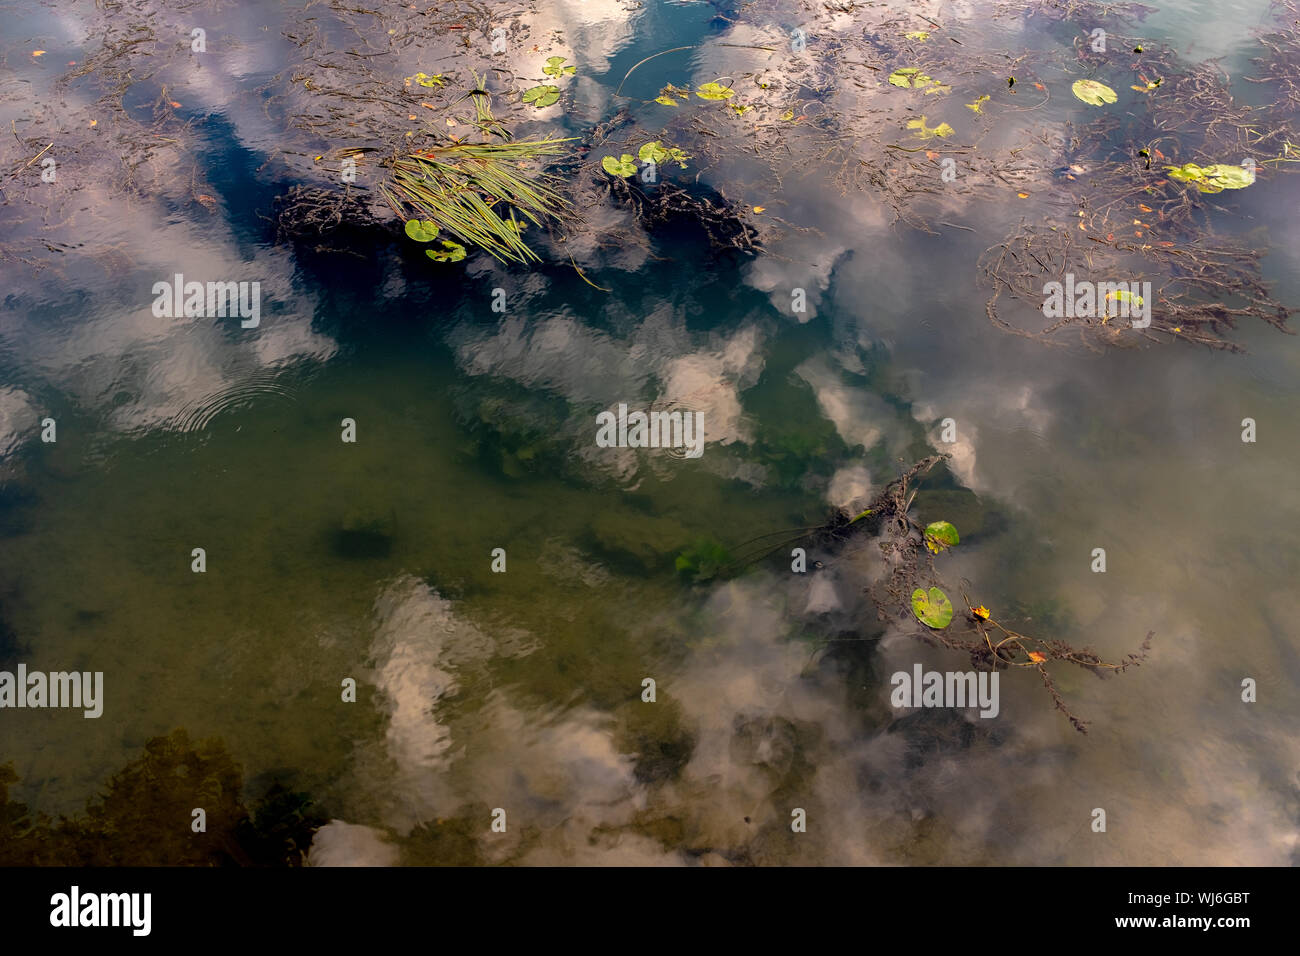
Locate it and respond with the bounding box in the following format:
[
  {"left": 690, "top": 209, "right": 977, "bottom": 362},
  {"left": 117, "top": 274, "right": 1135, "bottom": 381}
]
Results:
[
  {"left": 32, "top": 50, "right": 45, "bottom": 57},
  {"left": 1138, "top": 204, "right": 1152, "bottom": 212},
  {"left": 972, "top": 605, "right": 990, "bottom": 620},
  {"left": 925, "top": 150, "right": 939, "bottom": 160},
  {"left": 1017, "top": 192, "right": 1030, "bottom": 198},
  {"left": 169, "top": 101, "right": 182, "bottom": 108},
  {"left": 1033, "top": 82, "right": 1045, "bottom": 90},
  {"left": 1028, "top": 651, "right": 1047, "bottom": 663}
]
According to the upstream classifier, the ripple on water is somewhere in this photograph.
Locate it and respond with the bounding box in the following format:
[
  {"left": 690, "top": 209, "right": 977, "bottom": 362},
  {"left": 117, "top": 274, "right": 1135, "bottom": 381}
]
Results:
[{"left": 167, "top": 372, "right": 300, "bottom": 435}]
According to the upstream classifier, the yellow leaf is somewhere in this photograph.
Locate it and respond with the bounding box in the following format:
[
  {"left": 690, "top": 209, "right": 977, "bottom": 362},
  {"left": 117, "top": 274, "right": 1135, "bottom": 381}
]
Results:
[
  {"left": 972, "top": 605, "right": 990, "bottom": 620},
  {"left": 32, "top": 50, "right": 45, "bottom": 57},
  {"left": 1028, "top": 651, "right": 1047, "bottom": 663},
  {"left": 752, "top": 206, "right": 765, "bottom": 213},
  {"left": 89, "top": 119, "right": 97, "bottom": 126},
  {"left": 1017, "top": 192, "right": 1030, "bottom": 198}
]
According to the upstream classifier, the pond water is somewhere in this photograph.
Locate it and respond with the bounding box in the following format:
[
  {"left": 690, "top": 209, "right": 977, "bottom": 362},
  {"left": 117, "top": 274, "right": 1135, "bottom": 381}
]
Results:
[{"left": 1, "top": 0, "right": 1297, "bottom": 865}]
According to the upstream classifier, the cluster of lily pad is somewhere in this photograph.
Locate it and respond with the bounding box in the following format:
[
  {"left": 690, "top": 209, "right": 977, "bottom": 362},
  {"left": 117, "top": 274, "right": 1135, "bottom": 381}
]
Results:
[
  {"left": 911, "top": 521, "right": 960, "bottom": 629},
  {"left": 601, "top": 140, "right": 691, "bottom": 179},
  {"left": 403, "top": 218, "right": 467, "bottom": 262}
]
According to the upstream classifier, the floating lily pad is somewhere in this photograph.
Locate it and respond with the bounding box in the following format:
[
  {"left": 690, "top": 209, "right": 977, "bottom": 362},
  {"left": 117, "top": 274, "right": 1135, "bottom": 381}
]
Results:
[
  {"left": 638, "top": 141, "right": 670, "bottom": 164},
  {"left": 889, "top": 68, "right": 927, "bottom": 88},
  {"left": 522, "top": 84, "right": 560, "bottom": 108},
  {"left": 655, "top": 84, "right": 689, "bottom": 106},
  {"left": 1071, "top": 79, "right": 1117, "bottom": 106},
  {"left": 601, "top": 154, "right": 637, "bottom": 177},
  {"left": 543, "top": 56, "right": 576, "bottom": 77},
  {"left": 425, "top": 240, "right": 466, "bottom": 262},
  {"left": 966, "top": 94, "right": 990, "bottom": 113},
  {"left": 1104, "top": 289, "right": 1144, "bottom": 307},
  {"left": 888, "top": 68, "right": 948, "bottom": 93},
  {"left": 904, "top": 31, "right": 930, "bottom": 41},
  {"left": 923, "top": 520, "right": 960, "bottom": 553},
  {"left": 907, "top": 115, "right": 954, "bottom": 139},
  {"left": 695, "top": 81, "right": 735, "bottom": 100},
  {"left": 1164, "top": 162, "right": 1254, "bottom": 193},
  {"left": 912, "top": 587, "right": 954, "bottom": 628},
  {"left": 404, "top": 219, "right": 439, "bottom": 242}
]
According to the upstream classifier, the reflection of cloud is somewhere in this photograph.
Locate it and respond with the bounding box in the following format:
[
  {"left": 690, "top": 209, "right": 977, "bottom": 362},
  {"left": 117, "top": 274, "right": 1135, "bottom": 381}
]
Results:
[
  {"left": 307, "top": 821, "right": 399, "bottom": 867},
  {"left": 826, "top": 462, "right": 873, "bottom": 512},
  {"left": 0, "top": 388, "right": 38, "bottom": 461},
  {"left": 3, "top": 221, "right": 335, "bottom": 435},
  {"left": 369, "top": 575, "right": 525, "bottom": 829},
  {"left": 795, "top": 356, "right": 894, "bottom": 451},
  {"left": 449, "top": 310, "right": 765, "bottom": 480}
]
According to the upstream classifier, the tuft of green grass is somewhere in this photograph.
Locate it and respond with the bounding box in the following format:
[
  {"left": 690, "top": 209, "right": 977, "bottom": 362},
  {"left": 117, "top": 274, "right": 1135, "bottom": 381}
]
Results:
[{"left": 379, "top": 138, "right": 574, "bottom": 264}]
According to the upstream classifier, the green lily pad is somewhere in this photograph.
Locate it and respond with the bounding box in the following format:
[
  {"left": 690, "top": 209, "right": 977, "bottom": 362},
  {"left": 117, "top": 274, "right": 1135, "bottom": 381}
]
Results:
[
  {"left": 1071, "top": 79, "right": 1118, "bottom": 106},
  {"left": 889, "top": 68, "right": 926, "bottom": 88},
  {"left": 543, "top": 56, "right": 577, "bottom": 77},
  {"left": 912, "top": 587, "right": 954, "bottom": 629},
  {"left": 907, "top": 115, "right": 954, "bottom": 139},
  {"left": 601, "top": 154, "right": 637, "bottom": 177},
  {"left": 638, "top": 141, "right": 670, "bottom": 164},
  {"left": 1164, "top": 162, "right": 1254, "bottom": 193},
  {"left": 923, "top": 521, "right": 959, "bottom": 553},
  {"left": 522, "top": 84, "right": 561, "bottom": 108},
  {"left": 695, "top": 81, "right": 735, "bottom": 100},
  {"left": 425, "top": 240, "right": 466, "bottom": 262},
  {"left": 655, "top": 95, "right": 679, "bottom": 106},
  {"left": 888, "top": 68, "right": 948, "bottom": 93},
  {"left": 404, "top": 219, "right": 439, "bottom": 242},
  {"left": 1104, "top": 289, "right": 1144, "bottom": 307}
]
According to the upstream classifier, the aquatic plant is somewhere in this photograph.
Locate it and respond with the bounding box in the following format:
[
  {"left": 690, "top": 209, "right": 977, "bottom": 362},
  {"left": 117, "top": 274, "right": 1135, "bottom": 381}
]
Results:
[
  {"left": 380, "top": 138, "right": 574, "bottom": 264},
  {"left": 912, "top": 587, "right": 954, "bottom": 628},
  {"left": 522, "top": 85, "right": 561, "bottom": 108},
  {"left": 730, "top": 456, "right": 1153, "bottom": 734},
  {"left": 1071, "top": 78, "right": 1118, "bottom": 105}
]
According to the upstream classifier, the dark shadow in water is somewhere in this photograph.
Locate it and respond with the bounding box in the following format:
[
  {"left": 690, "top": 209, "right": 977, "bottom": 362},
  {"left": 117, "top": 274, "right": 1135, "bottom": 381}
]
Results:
[{"left": 0, "top": 729, "right": 327, "bottom": 866}]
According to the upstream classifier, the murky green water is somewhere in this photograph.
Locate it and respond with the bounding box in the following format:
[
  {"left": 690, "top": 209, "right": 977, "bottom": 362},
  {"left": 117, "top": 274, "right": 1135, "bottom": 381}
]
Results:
[{"left": 1, "top": 0, "right": 1297, "bottom": 865}]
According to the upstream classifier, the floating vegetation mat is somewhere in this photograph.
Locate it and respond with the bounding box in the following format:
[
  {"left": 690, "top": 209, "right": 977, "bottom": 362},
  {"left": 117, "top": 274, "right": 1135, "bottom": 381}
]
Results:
[{"left": 5, "top": 0, "right": 1299, "bottom": 354}]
